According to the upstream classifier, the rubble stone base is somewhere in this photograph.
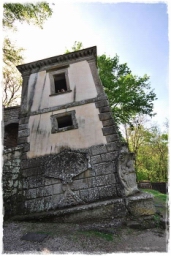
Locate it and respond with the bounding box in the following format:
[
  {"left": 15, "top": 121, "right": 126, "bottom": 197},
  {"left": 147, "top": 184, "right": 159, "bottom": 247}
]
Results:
[{"left": 11, "top": 192, "right": 156, "bottom": 223}]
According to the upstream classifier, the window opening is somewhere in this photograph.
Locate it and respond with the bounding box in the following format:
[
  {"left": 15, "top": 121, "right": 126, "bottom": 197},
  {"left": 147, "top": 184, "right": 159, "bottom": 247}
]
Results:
[
  {"left": 54, "top": 73, "right": 67, "bottom": 93},
  {"left": 4, "top": 123, "right": 19, "bottom": 148},
  {"left": 57, "top": 115, "right": 73, "bottom": 128},
  {"left": 51, "top": 110, "right": 78, "bottom": 133}
]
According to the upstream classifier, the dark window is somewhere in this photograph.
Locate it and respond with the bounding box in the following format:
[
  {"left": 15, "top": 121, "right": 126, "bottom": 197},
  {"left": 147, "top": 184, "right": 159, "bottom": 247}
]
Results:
[
  {"left": 57, "top": 115, "right": 73, "bottom": 128},
  {"left": 51, "top": 110, "right": 78, "bottom": 133},
  {"left": 54, "top": 73, "right": 67, "bottom": 93},
  {"left": 4, "top": 123, "right": 19, "bottom": 148}
]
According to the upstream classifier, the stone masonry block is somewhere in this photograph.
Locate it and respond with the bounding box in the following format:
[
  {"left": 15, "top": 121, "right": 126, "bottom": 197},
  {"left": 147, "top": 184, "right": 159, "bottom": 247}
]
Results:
[
  {"left": 102, "top": 119, "right": 115, "bottom": 127},
  {"left": 21, "top": 158, "right": 40, "bottom": 169},
  {"left": 79, "top": 189, "right": 89, "bottom": 202},
  {"left": 96, "top": 93, "right": 108, "bottom": 101},
  {"left": 87, "top": 177, "right": 97, "bottom": 188},
  {"left": 19, "top": 124, "right": 28, "bottom": 130},
  {"left": 95, "top": 100, "right": 109, "bottom": 108},
  {"left": 22, "top": 167, "right": 41, "bottom": 178},
  {"left": 88, "top": 187, "right": 100, "bottom": 201},
  {"left": 44, "top": 196, "right": 53, "bottom": 211},
  {"left": 106, "top": 142, "right": 121, "bottom": 152},
  {"left": 93, "top": 162, "right": 114, "bottom": 176},
  {"left": 43, "top": 185, "right": 53, "bottom": 197},
  {"left": 19, "top": 117, "right": 29, "bottom": 125},
  {"left": 18, "top": 129, "right": 30, "bottom": 138},
  {"left": 91, "top": 155, "right": 102, "bottom": 165},
  {"left": 72, "top": 179, "right": 89, "bottom": 190},
  {"left": 53, "top": 183, "right": 62, "bottom": 195},
  {"left": 26, "top": 188, "right": 37, "bottom": 199},
  {"left": 17, "top": 137, "right": 28, "bottom": 145},
  {"left": 102, "top": 126, "right": 117, "bottom": 136},
  {"left": 106, "top": 134, "right": 120, "bottom": 143},
  {"left": 101, "top": 152, "right": 118, "bottom": 162},
  {"left": 23, "top": 143, "right": 30, "bottom": 152},
  {"left": 36, "top": 187, "right": 44, "bottom": 197},
  {"left": 98, "top": 106, "right": 111, "bottom": 113},
  {"left": 99, "top": 112, "right": 112, "bottom": 121},
  {"left": 91, "top": 145, "right": 107, "bottom": 156}
]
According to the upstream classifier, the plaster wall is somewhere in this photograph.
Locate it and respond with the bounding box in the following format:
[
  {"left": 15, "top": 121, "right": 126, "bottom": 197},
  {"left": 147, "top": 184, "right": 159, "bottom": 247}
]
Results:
[
  {"left": 27, "top": 103, "right": 107, "bottom": 158},
  {"left": 27, "top": 60, "right": 97, "bottom": 112}
]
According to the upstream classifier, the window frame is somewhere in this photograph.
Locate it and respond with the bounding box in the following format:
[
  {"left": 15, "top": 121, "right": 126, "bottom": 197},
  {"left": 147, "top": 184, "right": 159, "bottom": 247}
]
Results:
[
  {"left": 49, "top": 67, "right": 71, "bottom": 96},
  {"left": 51, "top": 110, "right": 78, "bottom": 133}
]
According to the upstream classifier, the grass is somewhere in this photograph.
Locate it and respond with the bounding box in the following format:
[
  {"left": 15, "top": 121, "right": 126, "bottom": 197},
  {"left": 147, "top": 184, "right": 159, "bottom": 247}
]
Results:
[
  {"left": 79, "top": 230, "right": 114, "bottom": 241},
  {"left": 141, "top": 188, "right": 168, "bottom": 218},
  {"left": 140, "top": 189, "right": 167, "bottom": 203}
]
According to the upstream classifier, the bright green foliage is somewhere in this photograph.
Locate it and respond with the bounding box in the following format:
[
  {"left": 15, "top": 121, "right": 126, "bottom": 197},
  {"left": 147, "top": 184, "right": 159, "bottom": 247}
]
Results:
[
  {"left": 65, "top": 41, "right": 83, "bottom": 53},
  {"left": 3, "top": 2, "right": 52, "bottom": 30},
  {"left": 97, "top": 54, "right": 157, "bottom": 124},
  {"left": 66, "top": 43, "right": 157, "bottom": 126},
  {"left": 3, "top": 38, "right": 24, "bottom": 66},
  {"left": 126, "top": 119, "right": 168, "bottom": 182}
]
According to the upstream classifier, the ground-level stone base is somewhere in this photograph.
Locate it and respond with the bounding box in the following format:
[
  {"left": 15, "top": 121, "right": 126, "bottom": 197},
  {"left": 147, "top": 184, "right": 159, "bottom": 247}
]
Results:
[
  {"left": 10, "top": 192, "right": 155, "bottom": 223},
  {"left": 125, "top": 192, "right": 156, "bottom": 216}
]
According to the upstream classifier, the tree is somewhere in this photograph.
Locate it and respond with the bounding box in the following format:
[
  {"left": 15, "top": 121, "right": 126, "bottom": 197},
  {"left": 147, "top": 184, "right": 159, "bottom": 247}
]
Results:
[
  {"left": 125, "top": 118, "right": 168, "bottom": 182},
  {"left": 3, "top": 38, "right": 24, "bottom": 106},
  {"left": 66, "top": 42, "right": 157, "bottom": 126},
  {"left": 97, "top": 54, "right": 157, "bottom": 125},
  {"left": 3, "top": 2, "right": 53, "bottom": 107},
  {"left": 3, "top": 2, "right": 52, "bottom": 30},
  {"left": 65, "top": 41, "right": 83, "bottom": 53}
]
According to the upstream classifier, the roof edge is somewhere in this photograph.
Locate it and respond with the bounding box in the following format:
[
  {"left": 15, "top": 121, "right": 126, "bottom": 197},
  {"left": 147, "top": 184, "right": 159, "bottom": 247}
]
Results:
[{"left": 17, "top": 46, "right": 97, "bottom": 74}]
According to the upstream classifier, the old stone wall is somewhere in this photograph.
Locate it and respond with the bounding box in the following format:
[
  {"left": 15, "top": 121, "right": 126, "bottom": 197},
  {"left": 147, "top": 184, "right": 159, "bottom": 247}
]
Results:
[
  {"left": 3, "top": 147, "right": 23, "bottom": 218},
  {"left": 20, "top": 143, "right": 124, "bottom": 215},
  {"left": 3, "top": 106, "right": 20, "bottom": 148},
  {"left": 3, "top": 106, "right": 20, "bottom": 126}
]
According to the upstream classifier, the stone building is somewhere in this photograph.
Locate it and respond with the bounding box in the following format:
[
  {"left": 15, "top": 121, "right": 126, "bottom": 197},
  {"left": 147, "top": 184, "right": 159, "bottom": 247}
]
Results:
[{"left": 3, "top": 46, "right": 155, "bottom": 221}]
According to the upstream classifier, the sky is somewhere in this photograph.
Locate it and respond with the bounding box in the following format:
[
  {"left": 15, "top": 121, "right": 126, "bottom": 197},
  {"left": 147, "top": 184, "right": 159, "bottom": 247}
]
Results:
[{"left": 3, "top": 0, "right": 169, "bottom": 130}]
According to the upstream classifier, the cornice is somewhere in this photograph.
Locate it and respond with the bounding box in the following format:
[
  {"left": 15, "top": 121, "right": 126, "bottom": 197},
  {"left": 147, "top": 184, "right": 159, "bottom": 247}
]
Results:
[{"left": 16, "top": 46, "right": 97, "bottom": 75}]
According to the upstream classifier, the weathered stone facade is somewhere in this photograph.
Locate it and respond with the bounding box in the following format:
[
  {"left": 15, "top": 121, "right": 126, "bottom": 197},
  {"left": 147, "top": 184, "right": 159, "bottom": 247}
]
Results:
[
  {"left": 3, "top": 146, "right": 23, "bottom": 218},
  {"left": 3, "top": 46, "right": 155, "bottom": 221},
  {"left": 3, "top": 106, "right": 20, "bottom": 148}
]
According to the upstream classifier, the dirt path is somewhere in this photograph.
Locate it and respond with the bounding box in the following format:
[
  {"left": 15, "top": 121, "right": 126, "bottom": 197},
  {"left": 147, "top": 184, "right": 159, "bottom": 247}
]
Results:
[{"left": 3, "top": 220, "right": 168, "bottom": 253}]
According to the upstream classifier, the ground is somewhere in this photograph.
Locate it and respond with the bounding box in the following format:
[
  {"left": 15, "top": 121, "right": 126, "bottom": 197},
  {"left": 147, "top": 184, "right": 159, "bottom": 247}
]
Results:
[{"left": 2, "top": 189, "right": 169, "bottom": 253}]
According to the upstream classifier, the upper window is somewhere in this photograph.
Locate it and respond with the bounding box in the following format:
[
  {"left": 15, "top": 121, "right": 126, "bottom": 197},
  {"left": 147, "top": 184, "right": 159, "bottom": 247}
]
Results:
[
  {"left": 48, "top": 67, "right": 71, "bottom": 96},
  {"left": 54, "top": 73, "right": 67, "bottom": 93}
]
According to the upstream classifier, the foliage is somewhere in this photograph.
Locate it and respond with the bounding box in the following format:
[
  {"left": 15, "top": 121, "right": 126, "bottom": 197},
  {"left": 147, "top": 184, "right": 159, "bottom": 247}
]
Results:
[
  {"left": 3, "top": 38, "right": 24, "bottom": 106},
  {"left": 66, "top": 42, "right": 157, "bottom": 126},
  {"left": 3, "top": 2, "right": 53, "bottom": 107},
  {"left": 125, "top": 117, "right": 168, "bottom": 182},
  {"left": 65, "top": 41, "right": 83, "bottom": 53},
  {"left": 97, "top": 54, "right": 157, "bottom": 124},
  {"left": 3, "top": 2, "right": 52, "bottom": 30}
]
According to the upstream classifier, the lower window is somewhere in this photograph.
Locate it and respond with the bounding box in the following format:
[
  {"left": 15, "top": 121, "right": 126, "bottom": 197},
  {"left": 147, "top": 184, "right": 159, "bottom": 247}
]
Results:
[{"left": 51, "top": 110, "right": 78, "bottom": 133}]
